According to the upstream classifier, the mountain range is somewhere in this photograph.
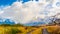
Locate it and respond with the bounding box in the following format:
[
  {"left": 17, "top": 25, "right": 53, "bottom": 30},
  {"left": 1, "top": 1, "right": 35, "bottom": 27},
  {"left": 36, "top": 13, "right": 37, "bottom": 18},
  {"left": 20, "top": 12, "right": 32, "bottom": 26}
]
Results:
[
  {"left": 0, "top": 18, "right": 15, "bottom": 25},
  {"left": 0, "top": 17, "right": 56, "bottom": 26}
]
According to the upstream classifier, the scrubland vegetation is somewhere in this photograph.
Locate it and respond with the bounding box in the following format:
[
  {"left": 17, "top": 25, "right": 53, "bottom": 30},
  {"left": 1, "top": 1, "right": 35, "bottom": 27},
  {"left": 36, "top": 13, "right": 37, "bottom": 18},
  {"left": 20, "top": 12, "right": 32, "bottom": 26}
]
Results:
[
  {"left": 0, "top": 16, "right": 60, "bottom": 34},
  {"left": 0, "top": 24, "right": 60, "bottom": 34}
]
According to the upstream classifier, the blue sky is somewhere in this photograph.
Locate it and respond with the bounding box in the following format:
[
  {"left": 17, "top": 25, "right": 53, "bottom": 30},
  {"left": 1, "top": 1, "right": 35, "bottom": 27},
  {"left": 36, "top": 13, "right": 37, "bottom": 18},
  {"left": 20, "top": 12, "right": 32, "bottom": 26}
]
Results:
[
  {"left": 0, "top": 0, "right": 30, "bottom": 6},
  {"left": 0, "top": 0, "right": 30, "bottom": 25},
  {"left": 0, "top": 0, "right": 60, "bottom": 26}
]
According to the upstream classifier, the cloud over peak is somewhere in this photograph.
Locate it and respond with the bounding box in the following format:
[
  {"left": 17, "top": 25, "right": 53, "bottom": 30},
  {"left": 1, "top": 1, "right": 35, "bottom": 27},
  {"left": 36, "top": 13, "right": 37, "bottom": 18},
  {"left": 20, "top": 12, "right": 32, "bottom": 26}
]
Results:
[{"left": 0, "top": 0, "right": 60, "bottom": 25}]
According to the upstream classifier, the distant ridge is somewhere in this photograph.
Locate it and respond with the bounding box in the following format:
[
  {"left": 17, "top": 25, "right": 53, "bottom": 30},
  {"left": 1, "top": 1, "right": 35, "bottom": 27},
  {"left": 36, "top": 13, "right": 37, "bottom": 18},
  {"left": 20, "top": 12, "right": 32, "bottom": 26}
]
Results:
[{"left": 0, "top": 18, "right": 15, "bottom": 24}]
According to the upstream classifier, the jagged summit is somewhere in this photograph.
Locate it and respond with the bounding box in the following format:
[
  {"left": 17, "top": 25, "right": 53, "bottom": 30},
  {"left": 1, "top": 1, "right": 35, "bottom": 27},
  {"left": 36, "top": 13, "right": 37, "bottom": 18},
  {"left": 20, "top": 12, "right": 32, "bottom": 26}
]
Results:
[{"left": 0, "top": 18, "right": 15, "bottom": 24}]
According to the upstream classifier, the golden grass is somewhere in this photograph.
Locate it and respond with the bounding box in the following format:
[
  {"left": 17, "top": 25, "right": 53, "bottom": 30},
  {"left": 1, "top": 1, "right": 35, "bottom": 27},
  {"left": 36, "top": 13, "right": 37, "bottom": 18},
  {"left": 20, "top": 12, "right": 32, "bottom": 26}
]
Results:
[{"left": 0, "top": 25, "right": 60, "bottom": 34}]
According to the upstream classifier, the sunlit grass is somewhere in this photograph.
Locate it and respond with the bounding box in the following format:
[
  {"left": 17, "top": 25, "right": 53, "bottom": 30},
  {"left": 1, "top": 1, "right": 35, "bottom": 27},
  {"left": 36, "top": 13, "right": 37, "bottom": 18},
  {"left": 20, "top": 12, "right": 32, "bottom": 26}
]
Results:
[{"left": 0, "top": 24, "right": 60, "bottom": 34}]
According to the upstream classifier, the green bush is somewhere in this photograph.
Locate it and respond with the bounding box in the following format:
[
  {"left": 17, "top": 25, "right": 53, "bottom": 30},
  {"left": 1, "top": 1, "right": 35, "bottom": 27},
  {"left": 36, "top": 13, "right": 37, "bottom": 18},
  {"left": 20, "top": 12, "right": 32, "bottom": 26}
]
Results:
[{"left": 5, "top": 28, "right": 23, "bottom": 34}]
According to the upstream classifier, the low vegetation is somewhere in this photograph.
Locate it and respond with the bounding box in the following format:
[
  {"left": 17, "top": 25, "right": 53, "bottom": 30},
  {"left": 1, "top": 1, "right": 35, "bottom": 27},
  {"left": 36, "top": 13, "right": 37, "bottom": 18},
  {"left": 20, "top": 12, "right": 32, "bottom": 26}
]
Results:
[
  {"left": 0, "top": 17, "right": 60, "bottom": 34},
  {"left": 0, "top": 24, "right": 59, "bottom": 34}
]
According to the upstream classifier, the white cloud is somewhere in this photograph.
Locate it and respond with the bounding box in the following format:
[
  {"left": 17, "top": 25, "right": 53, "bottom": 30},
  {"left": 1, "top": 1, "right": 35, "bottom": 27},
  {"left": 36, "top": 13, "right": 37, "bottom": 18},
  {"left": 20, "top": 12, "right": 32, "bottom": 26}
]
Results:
[{"left": 0, "top": 0, "right": 60, "bottom": 24}]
